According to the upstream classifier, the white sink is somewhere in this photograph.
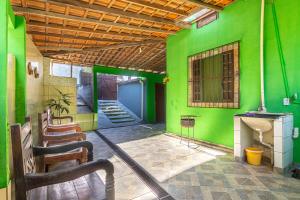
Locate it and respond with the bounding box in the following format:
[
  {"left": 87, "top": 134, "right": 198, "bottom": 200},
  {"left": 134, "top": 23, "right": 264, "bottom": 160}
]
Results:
[{"left": 241, "top": 117, "right": 273, "bottom": 133}]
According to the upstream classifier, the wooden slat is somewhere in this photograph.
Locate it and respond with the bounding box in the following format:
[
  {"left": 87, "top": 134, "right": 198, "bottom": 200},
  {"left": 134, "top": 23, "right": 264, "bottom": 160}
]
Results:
[
  {"left": 27, "top": 31, "right": 123, "bottom": 43},
  {"left": 42, "top": 40, "right": 163, "bottom": 55},
  {"left": 21, "top": 122, "right": 31, "bottom": 143},
  {"left": 28, "top": 21, "right": 164, "bottom": 41},
  {"left": 187, "top": 0, "right": 223, "bottom": 11},
  {"left": 83, "top": 40, "right": 163, "bottom": 51},
  {"left": 44, "top": 0, "right": 190, "bottom": 28},
  {"left": 10, "top": 0, "right": 232, "bottom": 72},
  {"left": 13, "top": 6, "right": 176, "bottom": 34},
  {"left": 38, "top": 46, "right": 83, "bottom": 51},
  {"left": 33, "top": 40, "right": 103, "bottom": 47},
  {"left": 123, "top": 0, "right": 189, "bottom": 16}
]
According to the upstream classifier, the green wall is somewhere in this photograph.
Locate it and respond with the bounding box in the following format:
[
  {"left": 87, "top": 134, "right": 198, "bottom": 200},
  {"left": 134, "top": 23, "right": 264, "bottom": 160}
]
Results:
[
  {"left": 8, "top": 16, "right": 27, "bottom": 124},
  {"left": 93, "top": 65, "right": 165, "bottom": 123},
  {"left": 0, "top": 0, "right": 27, "bottom": 188},
  {"left": 166, "top": 0, "right": 300, "bottom": 162},
  {"left": 0, "top": 0, "right": 9, "bottom": 189},
  {"left": 264, "top": 0, "right": 300, "bottom": 162}
]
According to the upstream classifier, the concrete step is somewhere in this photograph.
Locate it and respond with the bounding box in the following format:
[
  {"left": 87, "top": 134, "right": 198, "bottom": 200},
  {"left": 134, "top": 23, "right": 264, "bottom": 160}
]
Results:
[
  {"left": 105, "top": 111, "right": 127, "bottom": 116},
  {"left": 99, "top": 100, "right": 117, "bottom": 102},
  {"left": 102, "top": 109, "right": 123, "bottom": 113},
  {"left": 101, "top": 105, "right": 120, "bottom": 109},
  {"left": 99, "top": 103, "right": 118, "bottom": 107},
  {"left": 111, "top": 118, "right": 135, "bottom": 123},
  {"left": 108, "top": 114, "right": 132, "bottom": 119}
]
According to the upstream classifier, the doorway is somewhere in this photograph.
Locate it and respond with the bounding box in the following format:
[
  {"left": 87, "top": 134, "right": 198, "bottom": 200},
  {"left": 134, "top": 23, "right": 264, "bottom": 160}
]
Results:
[
  {"left": 155, "top": 83, "right": 166, "bottom": 123},
  {"left": 97, "top": 74, "right": 144, "bottom": 129}
]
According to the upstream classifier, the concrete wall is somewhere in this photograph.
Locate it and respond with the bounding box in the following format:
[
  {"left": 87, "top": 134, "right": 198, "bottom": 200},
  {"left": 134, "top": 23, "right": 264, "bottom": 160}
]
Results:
[
  {"left": 26, "top": 35, "right": 44, "bottom": 145},
  {"left": 118, "top": 80, "right": 143, "bottom": 118},
  {"left": 78, "top": 71, "right": 93, "bottom": 110},
  {"left": 43, "top": 59, "right": 97, "bottom": 131},
  {"left": 43, "top": 58, "right": 77, "bottom": 121}
]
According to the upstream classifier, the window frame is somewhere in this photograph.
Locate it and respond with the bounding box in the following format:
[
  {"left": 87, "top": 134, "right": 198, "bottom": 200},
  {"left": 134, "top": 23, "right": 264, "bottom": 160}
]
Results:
[{"left": 187, "top": 42, "right": 240, "bottom": 108}]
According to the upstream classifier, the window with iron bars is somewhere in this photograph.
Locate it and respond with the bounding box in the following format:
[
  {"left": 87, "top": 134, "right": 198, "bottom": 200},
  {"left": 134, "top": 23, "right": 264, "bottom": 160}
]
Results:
[{"left": 188, "top": 42, "right": 240, "bottom": 108}]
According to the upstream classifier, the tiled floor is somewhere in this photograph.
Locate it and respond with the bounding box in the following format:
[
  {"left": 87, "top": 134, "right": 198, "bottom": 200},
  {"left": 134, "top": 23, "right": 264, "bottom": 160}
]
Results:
[
  {"left": 83, "top": 132, "right": 158, "bottom": 200},
  {"left": 30, "top": 132, "right": 157, "bottom": 200},
  {"left": 31, "top": 124, "right": 300, "bottom": 200},
  {"left": 99, "top": 124, "right": 300, "bottom": 200}
]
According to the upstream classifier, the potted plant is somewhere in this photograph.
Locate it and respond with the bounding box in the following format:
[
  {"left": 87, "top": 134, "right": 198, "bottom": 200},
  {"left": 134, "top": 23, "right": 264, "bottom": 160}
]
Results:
[{"left": 47, "top": 88, "right": 72, "bottom": 124}]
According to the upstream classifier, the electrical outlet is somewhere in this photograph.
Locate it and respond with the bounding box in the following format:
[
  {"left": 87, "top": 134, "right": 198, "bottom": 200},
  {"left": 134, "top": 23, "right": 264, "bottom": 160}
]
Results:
[{"left": 283, "top": 98, "right": 290, "bottom": 106}]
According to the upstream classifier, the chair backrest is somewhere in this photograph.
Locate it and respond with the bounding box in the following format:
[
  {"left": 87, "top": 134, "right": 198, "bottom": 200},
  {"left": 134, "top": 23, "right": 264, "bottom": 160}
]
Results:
[
  {"left": 38, "top": 111, "right": 49, "bottom": 145},
  {"left": 46, "top": 107, "right": 53, "bottom": 124},
  {"left": 10, "top": 117, "right": 36, "bottom": 199}
]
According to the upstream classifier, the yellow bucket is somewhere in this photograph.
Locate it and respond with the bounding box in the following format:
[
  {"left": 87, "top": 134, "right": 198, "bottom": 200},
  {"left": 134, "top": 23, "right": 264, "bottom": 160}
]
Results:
[{"left": 245, "top": 147, "right": 263, "bottom": 166}]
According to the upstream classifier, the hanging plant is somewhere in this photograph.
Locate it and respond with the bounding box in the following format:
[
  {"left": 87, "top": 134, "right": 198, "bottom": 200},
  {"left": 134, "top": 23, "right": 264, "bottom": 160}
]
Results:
[{"left": 163, "top": 77, "right": 170, "bottom": 84}]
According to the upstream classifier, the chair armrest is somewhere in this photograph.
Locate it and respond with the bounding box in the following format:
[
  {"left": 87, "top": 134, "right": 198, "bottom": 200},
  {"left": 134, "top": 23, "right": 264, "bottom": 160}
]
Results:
[
  {"left": 33, "top": 141, "right": 93, "bottom": 161},
  {"left": 24, "top": 159, "right": 115, "bottom": 198},
  {"left": 52, "top": 115, "right": 73, "bottom": 122},
  {"left": 43, "top": 132, "right": 85, "bottom": 141}
]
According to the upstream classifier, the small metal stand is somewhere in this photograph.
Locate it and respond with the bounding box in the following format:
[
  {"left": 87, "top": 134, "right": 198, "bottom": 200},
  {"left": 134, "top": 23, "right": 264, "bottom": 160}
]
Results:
[{"left": 180, "top": 115, "right": 197, "bottom": 147}]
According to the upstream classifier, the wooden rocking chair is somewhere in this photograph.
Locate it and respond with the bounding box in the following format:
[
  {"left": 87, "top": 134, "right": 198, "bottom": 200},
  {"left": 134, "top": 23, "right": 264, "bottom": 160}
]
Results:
[
  {"left": 11, "top": 117, "right": 115, "bottom": 200},
  {"left": 38, "top": 112, "right": 87, "bottom": 171}
]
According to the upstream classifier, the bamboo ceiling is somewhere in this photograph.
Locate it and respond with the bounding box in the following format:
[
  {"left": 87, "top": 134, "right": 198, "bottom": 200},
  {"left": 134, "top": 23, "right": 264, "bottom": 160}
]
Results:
[{"left": 11, "top": 0, "right": 233, "bottom": 73}]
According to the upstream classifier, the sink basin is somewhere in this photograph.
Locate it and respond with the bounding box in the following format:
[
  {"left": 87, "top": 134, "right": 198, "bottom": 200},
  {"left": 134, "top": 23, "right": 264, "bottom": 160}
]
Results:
[{"left": 241, "top": 117, "right": 273, "bottom": 132}]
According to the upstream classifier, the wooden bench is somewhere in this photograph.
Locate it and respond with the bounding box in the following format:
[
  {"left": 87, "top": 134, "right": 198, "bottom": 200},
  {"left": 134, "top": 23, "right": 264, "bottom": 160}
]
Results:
[
  {"left": 38, "top": 111, "right": 88, "bottom": 171},
  {"left": 11, "top": 117, "right": 115, "bottom": 200}
]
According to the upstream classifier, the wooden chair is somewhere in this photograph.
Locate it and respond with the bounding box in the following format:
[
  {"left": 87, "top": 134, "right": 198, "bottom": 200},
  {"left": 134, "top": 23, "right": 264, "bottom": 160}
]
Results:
[
  {"left": 11, "top": 117, "right": 115, "bottom": 200},
  {"left": 38, "top": 112, "right": 88, "bottom": 171},
  {"left": 46, "top": 108, "right": 81, "bottom": 132}
]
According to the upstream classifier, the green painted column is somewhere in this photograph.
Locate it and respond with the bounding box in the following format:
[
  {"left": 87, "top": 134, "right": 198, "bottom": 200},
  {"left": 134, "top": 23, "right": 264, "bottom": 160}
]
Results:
[
  {"left": 145, "top": 80, "right": 156, "bottom": 123},
  {"left": 0, "top": 0, "right": 9, "bottom": 188},
  {"left": 8, "top": 16, "right": 26, "bottom": 124}
]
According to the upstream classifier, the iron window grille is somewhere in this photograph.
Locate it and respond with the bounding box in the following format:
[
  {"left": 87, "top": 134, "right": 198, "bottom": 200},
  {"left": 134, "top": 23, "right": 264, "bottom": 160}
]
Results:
[{"left": 188, "top": 42, "right": 240, "bottom": 108}]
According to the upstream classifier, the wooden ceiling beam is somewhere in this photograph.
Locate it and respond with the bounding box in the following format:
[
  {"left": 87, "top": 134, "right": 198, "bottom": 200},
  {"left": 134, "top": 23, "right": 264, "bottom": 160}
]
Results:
[
  {"left": 13, "top": 6, "right": 176, "bottom": 34},
  {"left": 187, "top": 0, "right": 223, "bottom": 11},
  {"left": 83, "top": 40, "right": 163, "bottom": 51},
  {"left": 43, "top": 0, "right": 189, "bottom": 28},
  {"left": 49, "top": 57, "right": 94, "bottom": 66},
  {"left": 37, "top": 46, "right": 83, "bottom": 51},
  {"left": 33, "top": 40, "right": 103, "bottom": 47},
  {"left": 138, "top": 48, "right": 165, "bottom": 68},
  {"left": 28, "top": 31, "right": 125, "bottom": 43},
  {"left": 123, "top": 0, "right": 189, "bottom": 16},
  {"left": 42, "top": 40, "right": 163, "bottom": 56},
  {"left": 28, "top": 21, "right": 164, "bottom": 41}
]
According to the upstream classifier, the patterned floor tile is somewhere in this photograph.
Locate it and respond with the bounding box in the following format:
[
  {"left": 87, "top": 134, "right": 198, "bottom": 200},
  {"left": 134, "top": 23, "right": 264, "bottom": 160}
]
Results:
[
  {"left": 97, "top": 124, "right": 300, "bottom": 200},
  {"left": 132, "top": 192, "right": 158, "bottom": 200}
]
